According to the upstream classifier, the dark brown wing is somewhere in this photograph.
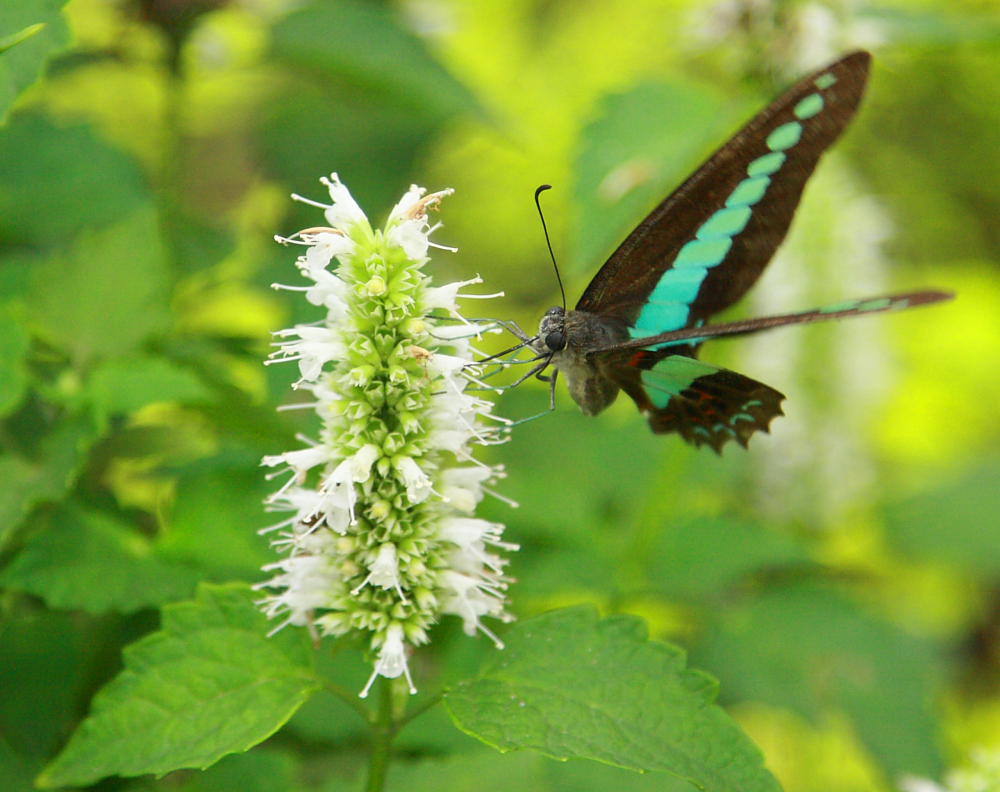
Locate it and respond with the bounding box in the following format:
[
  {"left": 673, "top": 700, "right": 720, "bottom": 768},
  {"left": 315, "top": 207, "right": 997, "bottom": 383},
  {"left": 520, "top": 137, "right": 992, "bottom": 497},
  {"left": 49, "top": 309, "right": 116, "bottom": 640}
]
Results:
[{"left": 575, "top": 51, "right": 871, "bottom": 334}]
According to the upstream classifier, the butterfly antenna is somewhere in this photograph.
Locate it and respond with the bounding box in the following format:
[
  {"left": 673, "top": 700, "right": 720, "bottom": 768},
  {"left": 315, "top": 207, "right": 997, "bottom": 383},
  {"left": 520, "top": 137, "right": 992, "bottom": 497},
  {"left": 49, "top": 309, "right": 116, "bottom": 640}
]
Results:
[{"left": 534, "top": 184, "right": 566, "bottom": 310}]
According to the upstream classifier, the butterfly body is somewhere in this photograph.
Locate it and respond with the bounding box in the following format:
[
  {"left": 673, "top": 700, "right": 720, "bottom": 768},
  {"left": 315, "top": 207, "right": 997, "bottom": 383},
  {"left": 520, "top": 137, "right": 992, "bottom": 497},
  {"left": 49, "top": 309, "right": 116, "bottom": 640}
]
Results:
[
  {"left": 535, "top": 306, "right": 629, "bottom": 415},
  {"left": 525, "top": 51, "right": 952, "bottom": 452}
]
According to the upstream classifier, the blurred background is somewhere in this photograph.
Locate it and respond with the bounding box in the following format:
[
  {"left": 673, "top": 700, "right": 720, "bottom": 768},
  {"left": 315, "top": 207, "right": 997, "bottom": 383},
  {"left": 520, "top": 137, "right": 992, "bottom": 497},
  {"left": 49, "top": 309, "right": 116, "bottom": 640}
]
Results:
[{"left": 2, "top": 1, "right": 1000, "bottom": 791}]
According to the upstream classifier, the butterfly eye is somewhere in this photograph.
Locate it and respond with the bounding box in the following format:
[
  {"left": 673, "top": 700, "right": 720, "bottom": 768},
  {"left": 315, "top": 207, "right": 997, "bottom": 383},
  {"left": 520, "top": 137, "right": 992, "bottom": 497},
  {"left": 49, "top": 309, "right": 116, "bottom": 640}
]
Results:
[{"left": 545, "top": 331, "right": 566, "bottom": 352}]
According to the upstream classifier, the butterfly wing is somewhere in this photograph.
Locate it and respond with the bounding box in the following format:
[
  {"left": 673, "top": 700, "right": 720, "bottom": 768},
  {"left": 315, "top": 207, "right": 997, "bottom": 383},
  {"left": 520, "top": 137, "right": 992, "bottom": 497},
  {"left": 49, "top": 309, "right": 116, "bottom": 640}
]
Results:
[
  {"left": 604, "top": 350, "right": 785, "bottom": 452},
  {"left": 576, "top": 51, "right": 871, "bottom": 336}
]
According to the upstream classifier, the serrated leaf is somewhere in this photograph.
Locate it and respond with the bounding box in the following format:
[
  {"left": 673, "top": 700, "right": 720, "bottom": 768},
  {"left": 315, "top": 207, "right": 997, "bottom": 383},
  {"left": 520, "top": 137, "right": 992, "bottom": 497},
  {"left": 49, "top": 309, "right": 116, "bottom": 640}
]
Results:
[
  {"left": 446, "top": 606, "right": 782, "bottom": 792},
  {"left": 0, "top": 504, "right": 201, "bottom": 613},
  {"left": 0, "top": 1, "right": 70, "bottom": 121},
  {"left": 271, "top": 0, "right": 482, "bottom": 120},
  {"left": 695, "top": 582, "right": 944, "bottom": 779},
  {"left": 572, "top": 79, "right": 747, "bottom": 276},
  {"left": 0, "top": 114, "right": 147, "bottom": 245},
  {"left": 27, "top": 205, "right": 169, "bottom": 366},
  {"left": 37, "top": 584, "right": 319, "bottom": 788}
]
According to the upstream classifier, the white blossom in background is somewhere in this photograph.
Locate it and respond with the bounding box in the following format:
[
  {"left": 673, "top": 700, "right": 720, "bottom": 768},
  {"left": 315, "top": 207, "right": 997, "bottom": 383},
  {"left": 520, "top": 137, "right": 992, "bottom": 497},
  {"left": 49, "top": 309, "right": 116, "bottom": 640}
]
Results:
[
  {"left": 900, "top": 746, "right": 1000, "bottom": 792},
  {"left": 686, "top": 0, "right": 886, "bottom": 76},
  {"left": 257, "top": 174, "right": 516, "bottom": 696}
]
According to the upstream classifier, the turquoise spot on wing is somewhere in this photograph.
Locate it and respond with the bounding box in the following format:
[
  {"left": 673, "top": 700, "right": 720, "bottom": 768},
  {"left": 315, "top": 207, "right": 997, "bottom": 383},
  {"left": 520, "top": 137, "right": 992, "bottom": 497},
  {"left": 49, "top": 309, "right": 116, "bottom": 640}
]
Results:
[
  {"left": 814, "top": 72, "right": 837, "bottom": 90},
  {"left": 819, "top": 297, "right": 892, "bottom": 314},
  {"left": 674, "top": 238, "right": 732, "bottom": 268},
  {"left": 730, "top": 412, "right": 755, "bottom": 424},
  {"left": 693, "top": 426, "right": 712, "bottom": 438},
  {"left": 725, "top": 175, "right": 770, "bottom": 208},
  {"left": 696, "top": 205, "right": 752, "bottom": 240},
  {"left": 743, "top": 400, "right": 763, "bottom": 408},
  {"left": 747, "top": 151, "right": 786, "bottom": 177},
  {"left": 649, "top": 267, "right": 708, "bottom": 304},
  {"left": 632, "top": 301, "right": 690, "bottom": 333},
  {"left": 794, "top": 93, "right": 824, "bottom": 120},
  {"left": 640, "top": 356, "right": 719, "bottom": 408},
  {"left": 766, "top": 121, "right": 802, "bottom": 151}
]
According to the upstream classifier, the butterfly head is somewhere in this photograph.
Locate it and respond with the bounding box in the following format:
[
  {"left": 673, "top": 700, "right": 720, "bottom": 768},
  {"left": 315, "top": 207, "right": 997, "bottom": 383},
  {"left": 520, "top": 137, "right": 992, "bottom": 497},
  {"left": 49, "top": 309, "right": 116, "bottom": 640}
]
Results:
[{"left": 535, "top": 306, "right": 567, "bottom": 354}]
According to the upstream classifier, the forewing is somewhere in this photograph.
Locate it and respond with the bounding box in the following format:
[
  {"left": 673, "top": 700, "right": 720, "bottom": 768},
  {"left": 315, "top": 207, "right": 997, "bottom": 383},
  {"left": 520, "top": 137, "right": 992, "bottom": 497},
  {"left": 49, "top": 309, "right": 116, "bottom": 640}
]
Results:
[{"left": 576, "top": 51, "right": 871, "bottom": 339}]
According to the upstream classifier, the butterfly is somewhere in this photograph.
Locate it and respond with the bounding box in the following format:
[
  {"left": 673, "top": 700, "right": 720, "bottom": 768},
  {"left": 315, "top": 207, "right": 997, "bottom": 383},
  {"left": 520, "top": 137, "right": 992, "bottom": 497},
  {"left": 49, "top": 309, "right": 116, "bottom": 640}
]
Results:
[{"left": 509, "top": 50, "right": 951, "bottom": 453}]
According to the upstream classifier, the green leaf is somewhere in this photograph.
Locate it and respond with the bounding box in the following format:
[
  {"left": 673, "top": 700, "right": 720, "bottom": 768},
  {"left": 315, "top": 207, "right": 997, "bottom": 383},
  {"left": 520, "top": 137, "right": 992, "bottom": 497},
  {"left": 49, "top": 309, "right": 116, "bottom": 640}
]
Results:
[
  {"left": 884, "top": 458, "right": 1000, "bottom": 576},
  {"left": 388, "top": 752, "right": 549, "bottom": 792},
  {"left": 163, "top": 748, "right": 299, "bottom": 792},
  {"left": 0, "top": 412, "right": 96, "bottom": 549},
  {"left": 159, "top": 453, "right": 275, "bottom": 580},
  {"left": 694, "top": 582, "right": 944, "bottom": 780},
  {"left": 27, "top": 205, "right": 170, "bottom": 366},
  {"left": 0, "top": 114, "right": 148, "bottom": 245},
  {"left": 0, "top": 23, "right": 44, "bottom": 55},
  {"left": 572, "top": 79, "right": 747, "bottom": 276},
  {"left": 271, "top": 0, "right": 482, "bottom": 120},
  {"left": 445, "top": 606, "right": 782, "bottom": 792},
  {"left": 87, "top": 356, "right": 212, "bottom": 420},
  {"left": 0, "top": 1, "right": 70, "bottom": 121},
  {"left": 0, "top": 305, "right": 29, "bottom": 416},
  {"left": 0, "top": 738, "right": 34, "bottom": 792},
  {"left": 37, "top": 584, "right": 319, "bottom": 788},
  {"left": 0, "top": 610, "right": 89, "bottom": 761},
  {"left": 0, "top": 504, "right": 201, "bottom": 613}
]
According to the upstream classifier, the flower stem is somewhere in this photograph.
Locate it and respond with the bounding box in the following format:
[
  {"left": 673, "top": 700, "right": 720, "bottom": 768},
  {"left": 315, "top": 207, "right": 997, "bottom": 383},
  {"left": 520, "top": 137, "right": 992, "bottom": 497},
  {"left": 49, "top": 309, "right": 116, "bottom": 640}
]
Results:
[{"left": 365, "top": 677, "right": 394, "bottom": 792}]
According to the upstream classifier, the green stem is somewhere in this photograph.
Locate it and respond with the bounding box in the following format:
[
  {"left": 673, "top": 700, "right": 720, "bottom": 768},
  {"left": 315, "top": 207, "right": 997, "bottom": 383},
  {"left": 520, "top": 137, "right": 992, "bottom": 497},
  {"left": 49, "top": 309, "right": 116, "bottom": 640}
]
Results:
[{"left": 365, "top": 678, "right": 394, "bottom": 792}]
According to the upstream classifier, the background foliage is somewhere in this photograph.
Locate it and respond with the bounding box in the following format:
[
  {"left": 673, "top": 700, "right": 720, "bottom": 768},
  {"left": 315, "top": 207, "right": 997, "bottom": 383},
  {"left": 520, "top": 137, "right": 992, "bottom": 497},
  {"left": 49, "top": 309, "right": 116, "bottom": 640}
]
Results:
[{"left": 2, "top": 0, "right": 1000, "bottom": 791}]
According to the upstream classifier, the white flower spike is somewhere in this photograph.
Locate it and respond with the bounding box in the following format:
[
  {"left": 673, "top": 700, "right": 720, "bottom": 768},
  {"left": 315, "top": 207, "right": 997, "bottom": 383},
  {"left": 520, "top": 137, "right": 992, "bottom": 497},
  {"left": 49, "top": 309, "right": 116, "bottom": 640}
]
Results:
[{"left": 258, "top": 175, "right": 516, "bottom": 695}]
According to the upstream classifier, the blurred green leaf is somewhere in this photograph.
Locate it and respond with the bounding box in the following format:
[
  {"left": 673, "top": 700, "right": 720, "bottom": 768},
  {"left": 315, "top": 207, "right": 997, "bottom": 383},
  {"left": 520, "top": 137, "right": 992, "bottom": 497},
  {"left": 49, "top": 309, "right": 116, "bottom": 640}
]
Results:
[
  {"left": 0, "top": 610, "right": 89, "bottom": 761},
  {"left": 0, "top": 739, "right": 34, "bottom": 792},
  {"left": 388, "top": 749, "right": 702, "bottom": 792},
  {"left": 572, "top": 79, "right": 746, "bottom": 275},
  {"left": 863, "top": 6, "right": 1000, "bottom": 43},
  {"left": 0, "top": 114, "right": 147, "bottom": 245},
  {"left": 0, "top": 412, "right": 96, "bottom": 548},
  {"left": 0, "top": 1, "right": 69, "bottom": 121},
  {"left": 27, "top": 205, "right": 169, "bottom": 366},
  {"left": 37, "top": 584, "right": 319, "bottom": 788},
  {"left": 695, "top": 582, "right": 944, "bottom": 780},
  {"left": 271, "top": 0, "right": 483, "bottom": 121},
  {"left": 0, "top": 504, "right": 201, "bottom": 613},
  {"left": 260, "top": 81, "right": 442, "bottom": 222},
  {"left": 388, "top": 752, "right": 549, "bottom": 792},
  {"left": 159, "top": 454, "right": 274, "bottom": 580},
  {"left": 648, "top": 515, "right": 812, "bottom": 600},
  {"left": 0, "top": 23, "right": 44, "bottom": 56},
  {"left": 87, "top": 356, "right": 212, "bottom": 420},
  {"left": 163, "top": 749, "right": 300, "bottom": 792},
  {"left": 884, "top": 458, "right": 1000, "bottom": 576},
  {"left": 0, "top": 305, "right": 29, "bottom": 416},
  {"left": 446, "top": 606, "right": 781, "bottom": 792}
]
